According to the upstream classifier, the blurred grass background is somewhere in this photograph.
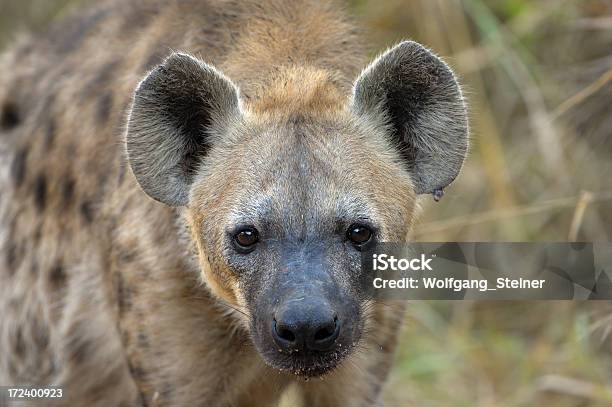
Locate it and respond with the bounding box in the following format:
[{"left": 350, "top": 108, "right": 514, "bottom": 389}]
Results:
[
  {"left": 354, "top": 1, "right": 612, "bottom": 406},
  {"left": 1, "top": 0, "right": 612, "bottom": 405}
]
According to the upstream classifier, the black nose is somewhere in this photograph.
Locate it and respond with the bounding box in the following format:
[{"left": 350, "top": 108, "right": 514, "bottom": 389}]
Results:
[{"left": 272, "top": 303, "right": 340, "bottom": 352}]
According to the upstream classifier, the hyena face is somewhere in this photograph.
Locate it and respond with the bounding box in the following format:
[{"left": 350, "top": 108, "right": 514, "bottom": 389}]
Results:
[{"left": 126, "top": 41, "right": 468, "bottom": 376}]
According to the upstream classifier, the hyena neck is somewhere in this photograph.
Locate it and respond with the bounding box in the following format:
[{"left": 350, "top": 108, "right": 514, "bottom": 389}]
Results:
[{"left": 217, "top": 0, "right": 365, "bottom": 103}]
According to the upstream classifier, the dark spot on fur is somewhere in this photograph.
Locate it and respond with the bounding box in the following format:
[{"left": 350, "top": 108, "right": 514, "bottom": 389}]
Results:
[
  {"left": 62, "top": 177, "right": 76, "bottom": 207},
  {"left": 97, "top": 93, "right": 113, "bottom": 123},
  {"left": 97, "top": 168, "right": 110, "bottom": 186},
  {"left": 8, "top": 361, "right": 19, "bottom": 377},
  {"left": 66, "top": 143, "right": 77, "bottom": 157},
  {"left": 33, "top": 319, "right": 50, "bottom": 349},
  {"left": 69, "top": 337, "right": 91, "bottom": 365},
  {"left": 137, "top": 332, "right": 150, "bottom": 348},
  {"left": 159, "top": 382, "right": 174, "bottom": 401},
  {"left": 1, "top": 101, "right": 20, "bottom": 130},
  {"left": 49, "top": 262, "right": 67, "bottom": 289},
  {"left": 33, "top": 174, "right": 48, "bottom": 211},
  {"left": 80, "top": 200, "right": 94, "bottom": 223},
  {"left": 121, "top": 330, "right": 131, "bottom": 347},
  {"left": 117, "top": 274, "right": 133, "bottom": 315},
  {"left": 81, "top": 60, "right": 121, "bottom": 101},
  {"left": 118, "top": 164, "right": 127, "bottom": 185},
  {"left": 31, "top": 258, "right": 39, "bottom": 276},
  {"left": 119, "top": 249, "right": 137, "bottom": 264},
  {"left": 8, "top": 298, "right": 19, "bottom": 311},
  {"left": 130, "top": 364, "right": 147, "bottom": 381},
  {"left": 33, "top": 223, "right": 42, "bottom": 243},
  {"left": 11, "top": 148, "right": 28, "bottom": 186},
  {"left": 5, "top": 243, "right": 18, "bottom": 274},
  {"left": 288, "top": 114, "right": 307, "bottom": 127},
  {"left": 127, "top": 360, "right": 153, "bottom": 406},
  {"left": 96, "top": 61, "right": 120, "bottom": 88},
  {"left": 119, "top": 287, "right": 134, "bottom": 313},
  {"left": 65, "top": 320, "right": 92, "bottom": 364},
  {"left": 8, "top": 218, "right": 17, "bottom": 234},
  {"left": 14, "top": 327, "right": 25, "bottom": 357},
  {"left": 45, "top": 118, "right": 56, "bottom": 148}
]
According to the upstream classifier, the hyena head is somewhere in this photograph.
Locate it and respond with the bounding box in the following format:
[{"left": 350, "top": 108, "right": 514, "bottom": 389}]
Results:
[{"left": 126, "top": 41, "right": 468, "bottom": 376}]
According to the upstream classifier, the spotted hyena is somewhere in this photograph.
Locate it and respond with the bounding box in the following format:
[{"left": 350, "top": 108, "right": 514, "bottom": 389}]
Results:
[{"left": 0, "top": 0, "right": 468, "bottom": 405}]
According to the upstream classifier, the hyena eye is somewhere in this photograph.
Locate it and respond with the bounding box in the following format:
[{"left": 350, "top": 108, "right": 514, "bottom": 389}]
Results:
[
  {"left": 346, "top": 224, "right": 373, "bottom": 246},
  {"left": 233, "top": 227, "right": 259, "bottom": 252}
]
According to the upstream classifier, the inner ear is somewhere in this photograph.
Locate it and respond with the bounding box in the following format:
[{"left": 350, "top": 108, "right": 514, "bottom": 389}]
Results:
[
  {"left": 351, "top": 41, "right": 469, "bottom": 195},
  {"left": 126, "top": 52, "right": 241, "bottom": 206}
]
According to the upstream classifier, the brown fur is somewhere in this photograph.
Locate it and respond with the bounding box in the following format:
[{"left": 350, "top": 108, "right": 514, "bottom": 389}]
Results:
[{"left": 0, "top": 0, "right": 467, "bottom": 405}]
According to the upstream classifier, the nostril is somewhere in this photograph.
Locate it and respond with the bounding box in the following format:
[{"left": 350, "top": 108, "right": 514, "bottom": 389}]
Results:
[
  {"left": 311, "top": 316, "right": 340, "bottom": 350},
  {"left": 313, "top": 326, "right": 334, "bottom": 341},
  {"left": 277, "top": 327, "right": 296, "bottom": 342},
  {"left": 274, "top": 319, "right": 296, "bottom": 343},
  {"left": 314, "top": 319, "right": 336, "bottom": 342}
]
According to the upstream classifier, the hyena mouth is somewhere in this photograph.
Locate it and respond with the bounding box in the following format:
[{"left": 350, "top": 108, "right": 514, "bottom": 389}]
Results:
[{"left": 285, "top": 349, "right": 356, "bottom": 377}]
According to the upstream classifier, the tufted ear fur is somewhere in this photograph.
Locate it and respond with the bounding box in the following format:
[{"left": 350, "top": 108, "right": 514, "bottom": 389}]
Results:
[
  {"left": 351, "top": 41, "right": 468, "bottom": 195},
  {"left": 126, "top": 52, "right": 241, "bottom": 206}
]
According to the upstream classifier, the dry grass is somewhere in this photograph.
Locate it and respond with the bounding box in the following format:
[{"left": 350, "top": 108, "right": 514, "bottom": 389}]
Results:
[{"left": 348, "top": 1, "right": 612, "bottom": 405}]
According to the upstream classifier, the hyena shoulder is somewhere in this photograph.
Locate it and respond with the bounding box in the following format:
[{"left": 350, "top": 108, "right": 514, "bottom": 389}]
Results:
[{"left": 0, "top": 1, "right": 240, "bottom": 403}]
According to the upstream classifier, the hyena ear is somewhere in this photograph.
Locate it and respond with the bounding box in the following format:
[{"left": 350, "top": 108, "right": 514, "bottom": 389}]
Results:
[
  {"left": 351, "top": 41, "right": 468, "bottom": 195},
  {"left": 126, "top": 52, "right": 241, "bottom": 206}
]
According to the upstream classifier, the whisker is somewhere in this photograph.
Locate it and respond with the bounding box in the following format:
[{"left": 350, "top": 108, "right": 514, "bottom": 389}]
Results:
[
  {"left": 219, "top": 302, "right": 250, "bottom": 318},
  {"left": 188, "top": 294, "right": 251, "bottom": 319}
]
